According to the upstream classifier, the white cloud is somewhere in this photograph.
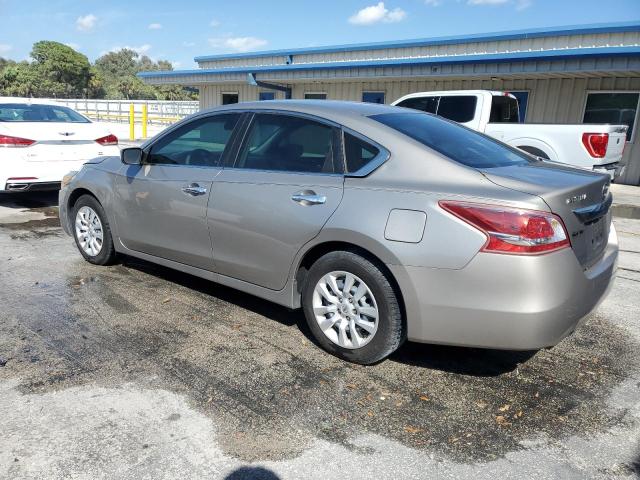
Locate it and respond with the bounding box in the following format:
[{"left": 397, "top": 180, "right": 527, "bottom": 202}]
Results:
[
  {"left": 0, "top": 44, "right": 12, "bottom": 55},
  {"left": 182, "top": 41, "right": 196, "bottom": 47},
  {"left": 76, "top": 14, "right": 97, "bottom": 32},
  {"left": 171, "top": 61, "right": 181, "bottom": 68},
  {"left": 348, "top": 2, "right": 406, "bottom": 25},
  {"left": 106, "top": 44, "right": 152, "bottom": 56},
  {"left": 209, "top": 36, "right": 268, "bottom": 52},
  {"left": 210, "top": 19, "right": 221, "bottom": 27},
  {"left": 148, "top": 23, "right": 162, "bottom": 30},
  {"left": 424, "top": 0, "right": 442, "bottom": 5},
  {"left": 64, "top": 42, "right": 80, "bottom": 50}
]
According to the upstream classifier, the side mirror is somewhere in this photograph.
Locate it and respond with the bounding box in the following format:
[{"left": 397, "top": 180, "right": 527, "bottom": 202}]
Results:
[{"left": 121, "top": 147, "right": 143, "bottom": 165}]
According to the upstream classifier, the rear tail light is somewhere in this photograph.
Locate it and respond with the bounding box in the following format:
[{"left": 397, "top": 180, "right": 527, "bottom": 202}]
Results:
[
  {"left": 0, "top": 135, "right": 36, "bottom": 148},
  {"left": 439, "top": 201, "right": 570, "bottom": 255},
  {"left": 582, "top": 133, "right": 609, "bottom": 158},
  {"left": 95, "top": 134, "right": 118, "bottom": 146}
]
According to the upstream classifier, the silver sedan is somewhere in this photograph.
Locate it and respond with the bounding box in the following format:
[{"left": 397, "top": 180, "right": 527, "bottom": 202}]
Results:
[{"left": 59, "top": 101, "right": 618, "bottom": 364}]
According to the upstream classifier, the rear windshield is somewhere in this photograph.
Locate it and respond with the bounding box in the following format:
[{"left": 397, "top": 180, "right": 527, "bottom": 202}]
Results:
[
  {"left": 490, "top": 96, "right": 520, "bottom": 123},
  {"left": 372, "top": 112, "right": 531, "bottom": 169},
  {"left": 0, "top": 103, "right": 90, "bottom": 123}
]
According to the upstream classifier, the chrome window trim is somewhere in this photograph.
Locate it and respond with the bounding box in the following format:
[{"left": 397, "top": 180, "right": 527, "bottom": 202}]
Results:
[{"left": 341, "top": 127, "right": 390, "bottom": 178}]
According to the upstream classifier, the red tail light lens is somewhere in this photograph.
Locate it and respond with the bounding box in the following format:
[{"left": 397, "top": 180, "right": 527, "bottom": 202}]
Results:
[
  {"left": 0, "top": 135, "right": 36, "bottom": 148},
  {"left": 95, "top": 134, "right": 118, "bottom": 146},
  {"left": 439, "top": 201, "right": 570, "bottom": 255},
  {"left": 582, "top": 133, "right": 608, "bottom": 158}
]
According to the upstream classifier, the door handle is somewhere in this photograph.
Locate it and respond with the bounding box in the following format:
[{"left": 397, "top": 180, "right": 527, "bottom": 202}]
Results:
[
  {"left": 291, "top": 190, "right": 326, "bottom": 206},
  {"left": 182, "top": 183, "right": 207, "bottom": 196}
]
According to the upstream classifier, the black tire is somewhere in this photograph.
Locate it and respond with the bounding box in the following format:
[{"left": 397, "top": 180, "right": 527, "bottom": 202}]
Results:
[
  {"left": 71, "top": 194, "right": 117, "bottom": 266},
  {"left": 302, "top": 250, "right": 404, "bottom": 365}
]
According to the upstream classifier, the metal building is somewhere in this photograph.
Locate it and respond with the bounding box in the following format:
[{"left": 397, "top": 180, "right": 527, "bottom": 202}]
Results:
[{"left": 140, "top": 22, "right": 640, "bottom": 185}]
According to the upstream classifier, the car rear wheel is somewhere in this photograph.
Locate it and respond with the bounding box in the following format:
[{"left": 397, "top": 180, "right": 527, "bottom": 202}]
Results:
[
  {"left": 72, "top": 194, "right": 117, "bottom": 265},
  {"left": 302, "top": 251, "right": 404, "bottom": 364}
]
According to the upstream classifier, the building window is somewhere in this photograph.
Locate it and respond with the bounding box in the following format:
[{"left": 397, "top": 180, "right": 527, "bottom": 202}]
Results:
[
  {"left": 259, "top": 92, "right": 275, "bottom": 101},
  {"left": 362, "top": 92, "right": 385, "bottom": 104},
  {"left": 222, "top": 93, "right": 239, "bottom": 105},
  {"left": 304, "top": 92, "right": 327, "bottom": 100},
  {"left": 583, "top": 92, "right": 639, "bottom": 142}
]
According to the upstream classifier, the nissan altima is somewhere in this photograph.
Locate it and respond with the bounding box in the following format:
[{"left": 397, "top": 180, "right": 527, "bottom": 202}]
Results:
[
  {"left": 58, "top": 101, "right": 617, "bottom": 364},
  {"left": 0, "top": 98, "right": 119, "bottom": 192}
]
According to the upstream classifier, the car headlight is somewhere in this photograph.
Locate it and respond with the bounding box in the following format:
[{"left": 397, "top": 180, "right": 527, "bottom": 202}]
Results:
[{"left": 61, "top": 171, "right": 79, "bottom": 188}]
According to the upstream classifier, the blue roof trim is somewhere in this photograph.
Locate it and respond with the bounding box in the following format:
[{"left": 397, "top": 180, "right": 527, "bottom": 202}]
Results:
[
  {"left": 194, "top": 21, "right": 640, "bottom": 62},
  {"left": 140, "top": 46, "right": 640, "bottom": 79}
]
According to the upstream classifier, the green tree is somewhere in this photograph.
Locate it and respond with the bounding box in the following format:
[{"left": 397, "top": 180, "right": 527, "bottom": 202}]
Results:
[{"left": 29, "top": 41, "right": 91, "bottom": 97}]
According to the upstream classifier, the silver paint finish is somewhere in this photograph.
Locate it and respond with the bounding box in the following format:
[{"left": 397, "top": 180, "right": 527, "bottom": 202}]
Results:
[
  {"left": 384, "top": 209, "right": 427, "bottom": 243},
  {"left": 58, "top": 100, "right": 619, "bottom": 351}
]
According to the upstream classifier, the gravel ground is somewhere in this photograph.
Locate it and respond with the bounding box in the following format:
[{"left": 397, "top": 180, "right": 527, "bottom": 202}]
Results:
[{"left": 0, "top": 191, "right": 639, "bottom": 480}]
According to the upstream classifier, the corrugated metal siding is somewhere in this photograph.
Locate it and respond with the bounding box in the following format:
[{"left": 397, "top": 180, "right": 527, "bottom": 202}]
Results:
[
  {"left": 197, "top": 32, "right": 640, "bottom": 70},
  {"left": 199, "top": 77, "right": 640, "bottom": 185}
]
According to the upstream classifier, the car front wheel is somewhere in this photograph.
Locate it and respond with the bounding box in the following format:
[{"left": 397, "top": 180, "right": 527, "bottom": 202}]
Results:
[
  {"left": 72, "top": 194, "right": 117, "bottom": 266},
  {"left": 302, "top": 250, "right": 404, "bottom": 364}
]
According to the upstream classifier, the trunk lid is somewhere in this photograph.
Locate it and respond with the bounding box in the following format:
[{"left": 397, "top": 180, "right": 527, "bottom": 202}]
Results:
[
  {"left": 0, "top": 122, "right": 112, "bottom": 162},
  {"left": 481, "top": 161, "right": 611, "bottom": 269}
]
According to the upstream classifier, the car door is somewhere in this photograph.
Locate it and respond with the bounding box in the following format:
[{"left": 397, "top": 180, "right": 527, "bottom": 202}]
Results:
[
  {"left": 208, "top": 112, "right": 344, "bottom": 290},
  {"left": 114, "top": 112, "right": 242, "bottom": 270}
]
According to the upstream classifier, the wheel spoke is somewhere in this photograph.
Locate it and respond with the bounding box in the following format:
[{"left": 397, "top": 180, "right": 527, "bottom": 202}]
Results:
[
  {"left": 317, "top": 283, "right": 339, "bottom": 305},
  {"left": 349, "top": 319, "right": 362, "bottom": 348},
  {"left": 318, "top": 315, "right": 339, "bottom": 331},
  {"left": 337, "top": 322, "right": 349, "bottom": 347},
  {"left": 314, "top": 305, "right": 337, "bottom": 316},
  {"left": 353, "top": 282, "right": 368, "bottom": 302},
  {"left": 358, "top": 306, "right": 378, "bottom": 320},
  {"left": 326, "top": 274, "right": 341, "bottom": 297},
  {"left": 343, "top": 273, "right": 355, "bottom": 297},
  {"left": 355, "top": 318, "right": 376, "bottom": 334}
]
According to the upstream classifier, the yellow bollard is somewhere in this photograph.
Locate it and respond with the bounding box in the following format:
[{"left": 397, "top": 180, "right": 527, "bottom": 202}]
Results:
[
  {"left": 142, "top": 104, "right": 148, "bottom": 139},
  {"left": 129, "top": 104, "right": 135, "bottom": 141}
]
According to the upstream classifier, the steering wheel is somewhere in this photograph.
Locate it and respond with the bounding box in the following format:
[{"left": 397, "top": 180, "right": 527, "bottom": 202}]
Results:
[{"left": 185, "top": 148, "right": 211, "bottom": 166}]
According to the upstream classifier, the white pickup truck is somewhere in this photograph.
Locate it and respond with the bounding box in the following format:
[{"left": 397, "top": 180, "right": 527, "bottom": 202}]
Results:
[{"left": 392, "top": 90, "right": 628, "bottom": 179}]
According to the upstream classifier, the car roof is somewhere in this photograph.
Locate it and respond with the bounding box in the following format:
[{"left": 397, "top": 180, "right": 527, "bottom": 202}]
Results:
[
  {"left": 0, "top": 97, "right": 65, "bottom": 107},
  {"left": 201, "top": 100, "right": 403, "bottom": 125}
]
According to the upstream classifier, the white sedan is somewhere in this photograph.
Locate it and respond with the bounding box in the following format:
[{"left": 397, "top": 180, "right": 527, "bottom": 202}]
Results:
[{"left": 0, "top": 98, "right": 119, "bottom": 192}]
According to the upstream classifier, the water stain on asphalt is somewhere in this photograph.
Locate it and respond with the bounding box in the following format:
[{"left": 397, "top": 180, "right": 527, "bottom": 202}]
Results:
[{"left": 1, "top": 225, "right": 638, "bottom": 464}]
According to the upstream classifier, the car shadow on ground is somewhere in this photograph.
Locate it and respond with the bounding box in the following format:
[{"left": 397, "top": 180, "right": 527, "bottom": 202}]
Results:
[
  {"left": 122, "top": 254, "right": 536, "bottom": 377},
  {"left": 0, "top": 191, "right": 59, "bottom": 208},
  {"left": 224, "top": 467, "right": 281, "bottom": 480}
]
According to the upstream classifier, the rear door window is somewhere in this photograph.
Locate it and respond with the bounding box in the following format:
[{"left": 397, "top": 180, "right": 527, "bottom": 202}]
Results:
[
  {"left": 235, "top": 113, "right": 338, "bottom": 173},
  {"left": 436, "top": 96, "right": 477, "bottom": 123},
  {"left": 490, "top": 96, "right": 520, "bottom": 123},
  {"left": 396, "top": 96, "right": 439, "bottom": 114}
]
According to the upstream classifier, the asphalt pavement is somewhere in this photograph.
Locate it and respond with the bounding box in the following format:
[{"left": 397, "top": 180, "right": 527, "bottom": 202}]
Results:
[{"left": 0, "top": 186, "right": 638, "bottom": 480}]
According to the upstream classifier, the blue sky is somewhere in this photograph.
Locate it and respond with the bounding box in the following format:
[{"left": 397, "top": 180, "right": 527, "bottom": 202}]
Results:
[{"left": 1, "top": 0, "right": 638, "bottom": 69}]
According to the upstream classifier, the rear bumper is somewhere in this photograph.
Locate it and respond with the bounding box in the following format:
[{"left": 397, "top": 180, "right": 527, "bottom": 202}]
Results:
[
  {"left": 3, "top": 181, "right": 61, "bottom": 192},
  {"left": 593, "top": 162, "right": 624, "bottom": 180},
  {"left": 390, "top": 224, "right": 618, "bottom": 350}
]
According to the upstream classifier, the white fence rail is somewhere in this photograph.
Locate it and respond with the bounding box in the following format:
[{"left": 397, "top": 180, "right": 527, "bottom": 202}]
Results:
[{"left": 50, "top": 99, "right": 200, "bottom": 125}]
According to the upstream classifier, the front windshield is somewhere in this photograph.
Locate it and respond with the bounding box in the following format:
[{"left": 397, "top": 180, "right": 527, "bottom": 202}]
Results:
[
  {"left": 0, "top": 103, "right": 90, "bottom": 123},
  {"left": 372, "top": 112, "right": 531, "bottom": 169}
]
